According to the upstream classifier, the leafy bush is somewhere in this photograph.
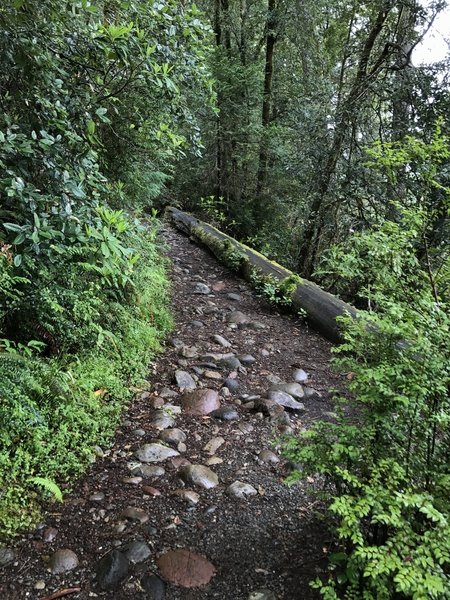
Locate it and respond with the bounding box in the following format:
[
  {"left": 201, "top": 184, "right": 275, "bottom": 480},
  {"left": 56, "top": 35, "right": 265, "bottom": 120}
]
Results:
[{"left": 284, "top": 133, "right": 450, "bottom": 599}]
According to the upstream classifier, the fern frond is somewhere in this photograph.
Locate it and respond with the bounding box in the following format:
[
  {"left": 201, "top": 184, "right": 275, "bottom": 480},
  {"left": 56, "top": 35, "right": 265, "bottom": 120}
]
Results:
[{"left": 28, "top": 476, "right": 63, "bottom": 502}]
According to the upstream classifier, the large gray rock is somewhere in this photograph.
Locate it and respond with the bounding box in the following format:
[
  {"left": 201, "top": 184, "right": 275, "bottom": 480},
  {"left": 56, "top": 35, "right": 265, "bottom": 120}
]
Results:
[
  {"left": 174, "top": 370, "right": 196, "bottom": 390},
  {"left": 0, "top": 547, "right": 15, "bottom": 568},
  {"left": 293, "top": 369, "right": 309, "bottom": 383},
  {"left": 270, "top": 382, "right": 304, "bottom": 399},
  {"left": 96, "top": 550, "right": 130, "bottom": 590},
  {"left": 212, "top": 334, "right": 232, "bottom": 348},
  {"left": 49, "top": 549, "right": 79, "bottom": 574},
  {"left": 179, "top": 464, "right": 219, "bottom": 489},
  {"left": 159, "top": 428, "right": 186, "bottom": 446},
  {"left": 135, "top": 443, "right": 179, "bottom": 463},
  {"left": 210, "top": 406, "right": 239, "bottom": 421},
  {"left": 226, "top": 481, "right": 257, "bottom": 499},
  {"left": 193, "top": 282, "right": 211, "bottom": 295},
  {"left": 123, "top": 540, "right": 151, "bottom": 564},
  {"left": 267, "top": 390, "right": 305, "bottom": 411}
]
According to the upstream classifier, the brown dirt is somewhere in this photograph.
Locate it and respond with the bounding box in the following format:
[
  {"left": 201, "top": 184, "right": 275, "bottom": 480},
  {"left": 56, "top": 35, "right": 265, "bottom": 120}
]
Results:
[{"left": 0, "top": 225, "right": 345, "bottom": 600}]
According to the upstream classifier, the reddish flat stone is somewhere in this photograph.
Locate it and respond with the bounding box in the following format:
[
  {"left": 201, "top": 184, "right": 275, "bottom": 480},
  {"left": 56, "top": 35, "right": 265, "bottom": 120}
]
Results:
[
  {"left": 181, "top": 389, "right": 220, "bottom": 415},
  {"left": 157, "top": 549, "right": 216, "bottom": 588}
]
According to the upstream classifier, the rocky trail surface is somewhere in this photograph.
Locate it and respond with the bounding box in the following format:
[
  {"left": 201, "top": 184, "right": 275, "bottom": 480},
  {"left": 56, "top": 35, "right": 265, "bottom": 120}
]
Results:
[{"left": 0, "top": 225, "right": 343, "bottom": 600}]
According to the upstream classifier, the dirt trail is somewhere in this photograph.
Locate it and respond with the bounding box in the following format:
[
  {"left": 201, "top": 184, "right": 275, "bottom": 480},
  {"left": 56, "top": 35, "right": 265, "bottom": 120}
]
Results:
[{"left": 0, "top": 225, "right": 342, "bottom": 600}]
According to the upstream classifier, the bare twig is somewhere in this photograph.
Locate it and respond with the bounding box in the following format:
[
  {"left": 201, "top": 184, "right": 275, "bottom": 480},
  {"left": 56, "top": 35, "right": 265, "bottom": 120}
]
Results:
[{"left": 40, "top": 588, "right": 81, "bottom": 600}]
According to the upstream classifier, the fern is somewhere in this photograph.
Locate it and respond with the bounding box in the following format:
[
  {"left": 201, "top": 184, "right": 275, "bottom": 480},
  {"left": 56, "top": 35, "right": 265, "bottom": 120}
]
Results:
[{"left": 28, "top": 477, "right": 63, "bottom": 502}]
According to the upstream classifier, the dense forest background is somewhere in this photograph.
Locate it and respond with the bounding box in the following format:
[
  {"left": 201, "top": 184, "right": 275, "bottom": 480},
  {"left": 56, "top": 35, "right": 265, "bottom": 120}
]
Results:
[{"left": 1, "top": 1, "right": 449, "bottom": 598}]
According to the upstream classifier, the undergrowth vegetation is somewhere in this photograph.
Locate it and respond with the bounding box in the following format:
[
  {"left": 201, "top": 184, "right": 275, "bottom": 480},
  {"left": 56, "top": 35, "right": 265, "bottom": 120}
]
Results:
[
  {"left": 283, "top": 131, "right": 450, "bottom": 598},
  {"left": 0, "top": 0, "right": 212, "bottom": 539}
]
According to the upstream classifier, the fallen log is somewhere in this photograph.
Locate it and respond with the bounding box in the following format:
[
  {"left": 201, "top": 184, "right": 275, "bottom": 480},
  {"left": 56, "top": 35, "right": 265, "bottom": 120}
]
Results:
[{"left": 165, "top": 207, "right": 358, "bottom": 342}]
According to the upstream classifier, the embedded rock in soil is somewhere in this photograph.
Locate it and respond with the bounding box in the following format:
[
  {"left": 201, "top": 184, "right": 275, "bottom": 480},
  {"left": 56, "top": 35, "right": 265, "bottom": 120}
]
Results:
[
  {"left": 303, "top": 386, "right": 322, "bottom": 399},
  {"left": 174, "top": 370, "right": 196, "bottom": 390},
  {"left": 252, "top": 398, "right": 284, "bottom": 417},
  {"left": 156, "top": 549, "right": 216, "bottom": 588},
  {"left": 173, "top": 489, "right": 200, "bottom": 505},
  {"left": 49, "top": 549, "right": 79, "bottom": 574},
  {"left": 122, "top": 540, "right": 151, "bottom": 564},
  {"left": 212, "top": 334, "right": 232, "bottom": 348},
  {"left": 226, "top": 310, "right": 249, "bottom": 324},
  {"left": 224, "top": 378, "right": 239, "bottom": 392},
  {"left": 248, "top": 590, "right": 278, "bottom": 600},
  {"left": 258, "top": 450, "right": 280, "bottom": 464},
  {"left": 270, "top": 382, "right": 304, "bottom": 399},
  {"left": 96, "top": 549, "right": 130, "bottom": 590},
  {"left": 203, "top": 436, "right": 225, "bottom": 455},
  {"left": 226, "top": 481, "right": 258, "bottom": 499},
  {"left": 142, "top": 486, "right": 161, "bottom": 496},
  {"left": 134, "top": 464, "right": 165, "bottom": 478},
  {"left": 237, "top": 354, "right": 256, "bottom": 365},
  {"left": 178, "top": 464, "right": 219, "bottom": 489},
  {"left": 43, "top": 527, "right": 58, "bottom": 543},
  {"left": 203, "top": 369, "right": 223, "bottom": 380},
  {"left": 141, "top": 573, "right": 166, "bottom": 599},
  {"left": 159, "top": 387, "right": 179, "bottom": 399},
  {"left": 180, "top": 346, "right": 199, "bottom": 359},
  {"left": 89, "top": 492, "right": 105, "bottom": 502},
  {"left": 226, "top": 292, "right": 242, "bottom": 301},
  {"left": 210, "top": 406, "right": 239, "bottom": 421},
  {"left": 135, "top": 443, "right": 179, "bottom": 463},
  {"left": 158, "top": 428, "right": 186, "bottom": 446},
  {"left": 267, "top": 390, "right": 306, "bottom": 411},
  {"left": 293, "top": 368, "right": 309, "bottom": 383},
  {"left": 193, "top": 282, "right": 211, "bottom": 295},
  {"left": 151, "top": 412, "right": 175, "bottom": 430},
  {"left": 121, "top": 507, "right": 149, "bottom": 524},
  {"left": 0, "top": 547, "right": 15, "bottom": 567},
  {"left": 219, "top": 355, "right": 242, "bottom": 370},
  {"left": 181, "top": 389, "right": 220, "bottom": 415}
]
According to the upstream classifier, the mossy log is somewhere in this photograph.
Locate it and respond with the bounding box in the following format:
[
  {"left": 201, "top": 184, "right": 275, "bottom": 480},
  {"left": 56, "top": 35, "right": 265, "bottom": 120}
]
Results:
[{"left": 165, "top": 207, "right": 358, "bottom": 342}]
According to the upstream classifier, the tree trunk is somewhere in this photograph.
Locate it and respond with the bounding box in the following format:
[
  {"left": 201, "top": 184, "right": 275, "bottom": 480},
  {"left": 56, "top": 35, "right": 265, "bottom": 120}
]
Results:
[
  {"left": 166, "top": 206, "right": 358, "bottom": 342},
  {"left": 255, "top": 0, "right": 277, "bottom": 223}
]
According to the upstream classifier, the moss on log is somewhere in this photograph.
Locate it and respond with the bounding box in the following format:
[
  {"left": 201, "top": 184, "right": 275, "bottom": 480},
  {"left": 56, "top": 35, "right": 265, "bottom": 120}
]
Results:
[{"left": 165, "top": 207, "right": 358, "bottom": 342}]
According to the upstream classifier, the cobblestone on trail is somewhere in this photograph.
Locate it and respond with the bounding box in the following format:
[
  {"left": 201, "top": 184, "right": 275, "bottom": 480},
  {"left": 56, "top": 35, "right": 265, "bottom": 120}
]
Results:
[{"left": 0, "top": 225, "right": 344, "bottom": 600}]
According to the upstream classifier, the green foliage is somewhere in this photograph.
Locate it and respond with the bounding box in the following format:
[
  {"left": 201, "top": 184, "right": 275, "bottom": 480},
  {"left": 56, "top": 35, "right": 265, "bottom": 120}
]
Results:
[{"left": 284, "top": 135, "right": 450, "bottom": 599}]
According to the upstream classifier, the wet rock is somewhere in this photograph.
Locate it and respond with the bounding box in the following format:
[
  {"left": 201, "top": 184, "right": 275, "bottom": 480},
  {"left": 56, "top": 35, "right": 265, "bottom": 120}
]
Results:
[
  {"left": 212, "top": 334, "right": 232, "bottom": 348},
  {"left": 49, "top": 549, "right": 79, "bottom": 574},
  {"left": 181, "top": 389, "right": 220, "bottom": 415},
  {"left": 258, "top": 450, "right": 280, "bottom": 464},
  {"left": 96, "top": 549, "right": 130, "bottom": 590},
  {"left": 193, "top": 283, "right": 211, "bottom": 295},
  {"left": 223, "top": 378, "right": 239, "bottom": 393},
  {"left": 267, "top": 390, "right": 305, "bottom": 411},
  {"left": 0, "top": 547, "right": 15, "bottom": 567},
  {"left": 135, "top": 443, "right": 179, "bottom": 463},
  {"left": 203, "top": 436, "right": 225, "bottom": 455},
  {"left": 159, "top": 428, "right": 186, "bottom": 446},
  {"left": 226, "top": 311, "right": 249, "bottom": 324},
  {"left": 210, "top": 406, "right": 239, "bottom": 421},
  {"left": 293, "top": 369, "right": 309, "bottom": 383},
  {"left": 141, "top": 573, "right": 166, "bottom": 599},
  {"left": 179, "top": 465, "right": 219, "bottom": 489},
  {"left": 174, "top": 370, "right": 196, "bottom": 390},
  {"left": 226, "top": 292, "right": 242, "bottom": 301},
  {"left": 121, "top": 507, "right": 149, "bottom": 524},
  {"left": 173, "top": 489, "right": 200, "bottom": 505},
  {"left": 237, "top": 354, "right": 256, "bottom": 365},
  {"left": 123, "top": 540, "right": 151, "bottom": 564},
  {"left": 226, "top": 481, "right": 257, "bottom": 499},
  {"left": 270, "top": 382, "right": 304, "bottom": 399}
]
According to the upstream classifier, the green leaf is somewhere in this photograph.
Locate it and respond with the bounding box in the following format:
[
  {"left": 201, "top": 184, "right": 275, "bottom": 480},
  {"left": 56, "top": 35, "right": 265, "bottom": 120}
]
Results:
[{"left": 13, "top": 254, "right": 22, "bottom": 267}]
